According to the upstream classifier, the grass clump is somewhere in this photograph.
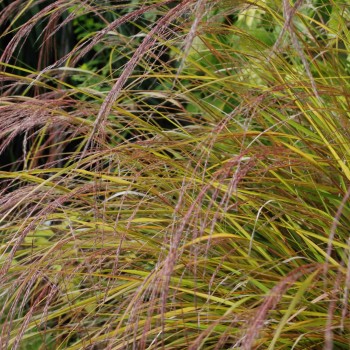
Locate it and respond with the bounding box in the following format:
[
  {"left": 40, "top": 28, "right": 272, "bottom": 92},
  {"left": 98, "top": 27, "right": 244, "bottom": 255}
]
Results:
[{"left": 1, "top": 0, "right": 350, "bottom": 349}]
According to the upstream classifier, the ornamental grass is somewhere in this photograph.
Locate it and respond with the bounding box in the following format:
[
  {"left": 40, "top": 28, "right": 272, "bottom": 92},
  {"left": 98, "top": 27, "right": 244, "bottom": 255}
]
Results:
[{"left": 1, "top": 0, "right": 350, "bottom": 349}]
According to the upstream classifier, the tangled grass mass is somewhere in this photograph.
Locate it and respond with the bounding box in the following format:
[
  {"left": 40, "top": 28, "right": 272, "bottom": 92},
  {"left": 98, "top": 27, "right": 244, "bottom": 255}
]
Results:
[{"left": 1, "top": 0, "right": 350, "bottom": 348}]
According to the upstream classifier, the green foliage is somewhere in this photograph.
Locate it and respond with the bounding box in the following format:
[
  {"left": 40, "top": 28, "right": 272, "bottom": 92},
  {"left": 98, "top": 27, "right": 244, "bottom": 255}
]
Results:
[{"left": 1, "top": 0, "right": 350, "bottom": 349}]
